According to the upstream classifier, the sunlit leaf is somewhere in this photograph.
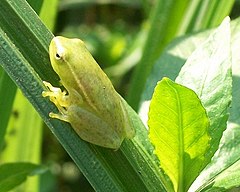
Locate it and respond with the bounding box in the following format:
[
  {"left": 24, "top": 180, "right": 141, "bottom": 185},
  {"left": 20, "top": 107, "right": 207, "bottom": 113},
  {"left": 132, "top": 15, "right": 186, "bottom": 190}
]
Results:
[
  {"left": 176, "top": 17, "right": 232, "bottom": 166},
  {"left": 148, "top": 77, "right": 210, "bottom": 192}
]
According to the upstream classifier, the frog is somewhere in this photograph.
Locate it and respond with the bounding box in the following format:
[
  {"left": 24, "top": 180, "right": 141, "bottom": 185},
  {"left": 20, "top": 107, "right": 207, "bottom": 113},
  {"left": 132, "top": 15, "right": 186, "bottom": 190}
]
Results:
[{"left": 42, "top": 36, "right": 135, "bottom": 149}]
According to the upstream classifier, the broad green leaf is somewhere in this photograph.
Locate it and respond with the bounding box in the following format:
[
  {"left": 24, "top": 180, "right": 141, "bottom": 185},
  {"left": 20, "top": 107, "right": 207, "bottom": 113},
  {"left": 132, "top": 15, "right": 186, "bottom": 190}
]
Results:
[
  {"left": 148, "top": 77, "right": 210, "bottom": 192},
  {"left": 189, "top": 18, "right": 240, "bottom": 192},
  {"left": 0, "top": 162, "right": 46, "bottom": 192},
  {"left": 140, "top": 17, "right": 236, "bottom": 109},
  {"left": 211, "top": 160, "right": 240, "bottom": 190},
  {"left": 176, "top": 17, "right": 232, "bottom": 166},
  {"left": 141, "top": 19, "right": 232, "bottom": 176}
]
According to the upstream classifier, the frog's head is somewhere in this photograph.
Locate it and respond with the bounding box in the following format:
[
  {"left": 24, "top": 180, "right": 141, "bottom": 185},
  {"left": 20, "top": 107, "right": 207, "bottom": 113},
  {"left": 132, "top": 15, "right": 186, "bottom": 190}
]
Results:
[{"left": 49, "top": 36, "right": 87, "bottom": 85}]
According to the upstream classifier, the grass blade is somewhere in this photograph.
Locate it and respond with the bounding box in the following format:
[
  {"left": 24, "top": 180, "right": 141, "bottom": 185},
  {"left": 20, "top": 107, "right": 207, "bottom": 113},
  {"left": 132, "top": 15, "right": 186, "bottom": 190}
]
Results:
[
  {"left": 0, "top": 68, "right": 16, "bottom": 148},
  {"left": 0, "top": 0, "right": 168, "bottom": 191}
]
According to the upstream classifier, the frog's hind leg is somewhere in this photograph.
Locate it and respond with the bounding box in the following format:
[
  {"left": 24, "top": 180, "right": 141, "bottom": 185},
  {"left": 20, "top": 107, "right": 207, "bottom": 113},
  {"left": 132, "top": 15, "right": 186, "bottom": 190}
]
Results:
[{"left": 68, "top": 106, "right": 123, "bottom": 149}]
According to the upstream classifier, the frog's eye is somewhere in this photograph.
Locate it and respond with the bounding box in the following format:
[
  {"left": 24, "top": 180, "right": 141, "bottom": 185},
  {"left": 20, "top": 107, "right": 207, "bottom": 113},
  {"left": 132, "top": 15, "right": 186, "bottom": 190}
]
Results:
[{"left": 55, "top": 53, "right": 62, "bottom": 60}]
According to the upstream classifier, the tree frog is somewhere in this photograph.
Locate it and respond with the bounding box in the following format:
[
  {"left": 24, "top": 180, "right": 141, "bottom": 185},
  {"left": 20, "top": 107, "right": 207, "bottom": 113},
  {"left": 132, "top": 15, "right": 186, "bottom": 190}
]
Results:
[{"left": 42, "top": 36, "right": 135, "bottom": 149}]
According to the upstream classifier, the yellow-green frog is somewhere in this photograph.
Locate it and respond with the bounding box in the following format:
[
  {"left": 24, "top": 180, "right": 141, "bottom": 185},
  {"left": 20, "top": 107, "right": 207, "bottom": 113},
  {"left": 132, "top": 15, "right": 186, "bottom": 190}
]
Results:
[{"left": 42, "top": 36, "right": 135, "bottom": 149}]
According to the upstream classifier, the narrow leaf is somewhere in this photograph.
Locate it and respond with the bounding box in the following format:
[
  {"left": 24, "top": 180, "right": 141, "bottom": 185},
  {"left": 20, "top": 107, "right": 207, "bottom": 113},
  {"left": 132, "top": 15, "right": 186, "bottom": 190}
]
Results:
[
  {"left": 0, "top": 0, "right": 168, "bottom": 191},
  {"left": 0, "top": 68, "right": 16, "bottom": 148},
  {"left": 127, "top": 0, "right": 233, "bottom": 110},
  {"left": 148, "top": 77, "right": 210, "bottom": 192},
  {"left": 1, "top": 90, "right": 43, "bottom": 191},
  {"left": 127, "top": 0, "right": 192, "bottom": 110},
  {"left": 26, "top": 0, "right": 43, "bottom": 14},
  {"left": 0, "top": 163, "right": 46, "bottom": 192}
]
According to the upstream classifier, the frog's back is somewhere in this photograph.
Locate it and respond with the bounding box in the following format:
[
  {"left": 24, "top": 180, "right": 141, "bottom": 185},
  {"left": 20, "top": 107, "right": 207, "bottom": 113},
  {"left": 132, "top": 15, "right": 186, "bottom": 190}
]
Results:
[{"left": 68, "top": 49, "right": 127, "bottom": 138}]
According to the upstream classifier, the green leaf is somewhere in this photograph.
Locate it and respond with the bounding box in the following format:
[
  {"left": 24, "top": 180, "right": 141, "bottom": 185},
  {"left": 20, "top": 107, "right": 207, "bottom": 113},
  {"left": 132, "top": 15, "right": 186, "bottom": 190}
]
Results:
[
  {"left": 176, "top": 17, "right": 232, "bottom": 171},
  {"left": 127, "top": 0, "right": 234, "bottom": 110},
  {"left": 27, "top": 0, "right": 43, "bottom": 14},
  {"left": 148, "top": 77, "right": 210, "bottom": 192},
  {"left": 0, "top": 162, "right": 46, "bottom": 192},
  {"left": 189, "top": 18, "right": 240, "bottom": 192},
  {"left": 211, "top": 160, "right": 240, "bottom": 190},
  {"left": 39, "top": 0, "right": 58, "bottom": 31},
  {"left": 0, "top": 68, "right": 16, "bottom": 148},
  {"left": 180, "top": 0, "right": 234, "bottom": 33},
  {"left": 127, "top": 0, "right": 192, "bottom": 110},
  {"left": 0, "top": 90, "right": 43, "bottom": 191},
  {"left": 1, "top": 89, "right": 42, "bottom": 162},
  {"left": 26, "top": 0, "right": 43, "bottom": 14}
]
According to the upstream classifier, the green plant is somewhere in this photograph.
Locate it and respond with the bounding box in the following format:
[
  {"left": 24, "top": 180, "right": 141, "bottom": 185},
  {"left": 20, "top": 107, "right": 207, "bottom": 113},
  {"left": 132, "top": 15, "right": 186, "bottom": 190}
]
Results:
[{"left": 146, "top": 17, "right": 236, "bottom": 191}]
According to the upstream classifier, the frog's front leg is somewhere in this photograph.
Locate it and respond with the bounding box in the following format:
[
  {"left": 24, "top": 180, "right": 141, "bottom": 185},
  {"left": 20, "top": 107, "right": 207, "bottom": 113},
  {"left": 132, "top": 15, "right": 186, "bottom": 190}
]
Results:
[{"left": 42, "top": 81, "right": 82, "bottom": 122}]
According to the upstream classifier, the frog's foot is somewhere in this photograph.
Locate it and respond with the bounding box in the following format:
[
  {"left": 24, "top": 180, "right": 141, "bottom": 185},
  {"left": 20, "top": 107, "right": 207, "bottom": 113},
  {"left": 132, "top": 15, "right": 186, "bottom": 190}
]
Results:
[
  {"left": 49, "top": 112, "right": 69, "bottom": 122},
  {"left": 42, "top": 81, "right": 70, "bottom": 114},
  {"left": 42, "top": 81, "right": 70, "bottom": 106}
]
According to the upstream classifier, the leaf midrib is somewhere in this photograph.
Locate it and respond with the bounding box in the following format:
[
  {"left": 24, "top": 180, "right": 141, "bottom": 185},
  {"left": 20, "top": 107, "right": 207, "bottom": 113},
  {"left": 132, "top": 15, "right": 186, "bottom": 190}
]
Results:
[{"left": 167, "top": 80, "right": 184, "bottom": 192}]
